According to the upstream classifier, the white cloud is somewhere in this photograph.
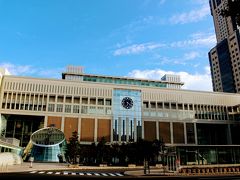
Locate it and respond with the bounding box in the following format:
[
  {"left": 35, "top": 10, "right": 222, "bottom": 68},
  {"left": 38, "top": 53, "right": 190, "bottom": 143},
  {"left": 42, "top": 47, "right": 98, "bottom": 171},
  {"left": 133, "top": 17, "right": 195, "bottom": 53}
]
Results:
[
  {"left": 113, "top": 31, "right": 216, "bottom": 56},
  {"left": 183, "top": 51, "right": 201, "bottom": 60},
  {"left": 169, "top": 3, "right": 210, "bottom": 24},
  {"left": 170, "top": 32, "right": 216, "bottom": 48},
  {"left": 0, "top": 62, "right": 62, "bottom": 78},
  {"left": 113, "top": 42, "right": 166, "bottom": 56},
  {"left": 128, "top": 66, "right": 212, "bottom": 91},
  {"left": 0, "top": 63, "right": 35, "bottom": 75}
]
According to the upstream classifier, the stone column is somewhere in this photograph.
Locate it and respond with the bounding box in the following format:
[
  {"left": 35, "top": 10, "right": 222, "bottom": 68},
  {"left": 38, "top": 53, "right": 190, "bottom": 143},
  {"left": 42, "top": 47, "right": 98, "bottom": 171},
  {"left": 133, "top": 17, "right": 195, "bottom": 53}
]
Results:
[
  {"left": 170, "top": 122, "right": 173, "bottom": 144},
  {"left": 61, "top": 116, "right": 65, "bottom": 132},
  {"left": 78, "top": 117, "right": 81, "bottom": 141},
  {"left": 194, "top": 123, "right": 198, "bottom": 145},
  {"left": 134, "top": 118, "right": 137, "bottom": 142},
  {"left": 94, "top": 118, "right": 98, "bottom": 142},
  {"left": 184, "top": 122, "right": 187, "bottom": 144},
  {"left": 118, "top": 117, "right": 121, "bottom": 142},
  {"left": 44, "top": 115, "right": 48, "bottom": 128},
  {"left": 110, "top": 118, "right": 113, "bottom": 143},
  {"left": 142, "top": 120, "right": 145, "bottom": 140},
  {"left": 126, "top": 117, "right": 129, "bottom": 142},
  {"left": 156, "top": 121, "right": 159, "bottom": 140}
]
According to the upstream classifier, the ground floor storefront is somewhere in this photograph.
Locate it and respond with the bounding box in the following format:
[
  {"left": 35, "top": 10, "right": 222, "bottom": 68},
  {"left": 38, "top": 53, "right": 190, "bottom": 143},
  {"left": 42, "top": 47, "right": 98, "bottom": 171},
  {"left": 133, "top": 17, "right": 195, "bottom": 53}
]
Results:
[{"left": 177, "top": 146, "right": 240, "bottom": 165}]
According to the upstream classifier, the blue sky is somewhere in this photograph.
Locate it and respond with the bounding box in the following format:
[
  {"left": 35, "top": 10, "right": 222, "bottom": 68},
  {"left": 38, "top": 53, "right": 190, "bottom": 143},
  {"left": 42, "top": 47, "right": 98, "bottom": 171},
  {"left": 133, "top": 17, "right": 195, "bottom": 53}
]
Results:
[{"left": 0, "top": 0, "right": 216, "bottom": 91}]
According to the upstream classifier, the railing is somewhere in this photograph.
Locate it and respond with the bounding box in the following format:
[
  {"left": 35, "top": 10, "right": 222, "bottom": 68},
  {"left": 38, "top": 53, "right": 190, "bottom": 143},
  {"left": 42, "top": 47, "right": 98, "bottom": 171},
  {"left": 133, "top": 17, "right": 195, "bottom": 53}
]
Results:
[{"left": 178, "top": 164, "right": 240, "bottom": 175}]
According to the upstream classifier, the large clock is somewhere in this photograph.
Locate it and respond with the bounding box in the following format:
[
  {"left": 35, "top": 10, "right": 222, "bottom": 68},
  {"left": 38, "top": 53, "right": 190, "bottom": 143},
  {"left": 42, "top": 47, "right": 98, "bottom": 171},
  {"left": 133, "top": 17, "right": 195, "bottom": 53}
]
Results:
[{"left": 121, "top": 97, "right": 133, "bottom": 109}]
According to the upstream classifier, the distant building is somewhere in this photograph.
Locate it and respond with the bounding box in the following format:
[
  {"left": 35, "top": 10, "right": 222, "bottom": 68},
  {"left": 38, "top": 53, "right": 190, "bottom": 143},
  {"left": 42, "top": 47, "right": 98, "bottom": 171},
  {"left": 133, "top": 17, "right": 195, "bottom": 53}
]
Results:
[{"left": 208, "top": 0, "right": 240, "bottom": 93}]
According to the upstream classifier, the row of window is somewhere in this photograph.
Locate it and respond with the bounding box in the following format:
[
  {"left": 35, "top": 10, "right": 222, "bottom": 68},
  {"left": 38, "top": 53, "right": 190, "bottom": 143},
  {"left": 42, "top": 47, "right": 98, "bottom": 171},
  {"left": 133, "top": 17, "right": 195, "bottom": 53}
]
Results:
[
  {"left": 2, "top": 100, "right": 237, "bottom": 114},
  {"left": 143, "top": 101, "right": 229, "bottom": 113},
  {"left": 82, "top": 75, "right": 167, "bottom": 88},
  {"left": 143, "top": 110, "right": 229, "bottom": 121},
  {"left": 2, "top": 102, "right": 113, "bottom": 115},
  {"left": 2, "top": 92, "right": 112, "bottom": 106},
  {"left": 3, "top": 81, "right": 112, "bottom": 97}
]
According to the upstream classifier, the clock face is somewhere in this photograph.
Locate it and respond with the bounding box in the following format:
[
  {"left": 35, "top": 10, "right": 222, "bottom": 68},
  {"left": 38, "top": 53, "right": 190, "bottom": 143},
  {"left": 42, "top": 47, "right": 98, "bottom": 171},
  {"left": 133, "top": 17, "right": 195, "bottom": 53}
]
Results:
[{"left": 121, "top": 97, "right": 133, "bottom": 109}]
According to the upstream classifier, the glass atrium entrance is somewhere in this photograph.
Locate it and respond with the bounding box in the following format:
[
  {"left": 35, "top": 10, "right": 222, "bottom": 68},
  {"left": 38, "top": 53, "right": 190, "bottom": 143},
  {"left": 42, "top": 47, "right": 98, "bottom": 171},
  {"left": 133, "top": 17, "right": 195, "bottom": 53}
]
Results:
[{"left": 1, "top": 114, "right": 44, "bottom": 147}]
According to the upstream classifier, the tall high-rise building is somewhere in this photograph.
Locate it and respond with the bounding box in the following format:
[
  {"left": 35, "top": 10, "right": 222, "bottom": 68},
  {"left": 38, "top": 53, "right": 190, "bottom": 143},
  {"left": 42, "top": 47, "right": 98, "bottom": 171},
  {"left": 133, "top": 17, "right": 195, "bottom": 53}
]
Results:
[{"left": 208, "top": 0, "right": 240, "bottom": 93}]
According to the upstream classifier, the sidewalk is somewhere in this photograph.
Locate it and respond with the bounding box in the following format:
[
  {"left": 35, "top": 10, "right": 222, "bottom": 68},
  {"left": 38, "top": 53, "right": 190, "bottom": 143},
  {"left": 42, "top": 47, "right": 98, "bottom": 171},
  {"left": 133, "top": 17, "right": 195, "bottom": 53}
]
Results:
[
  {"left": 124, "top": 169, "right": 176, "bottom": 177},
  {"left": 0, "top": 162, "right": 147, "bottom": 174},
  {"left": 0, "top": 162, "right": 67, "bottom": 173},
  {"left": 0, "top": 162, "right": 179, "bottom": 177}
]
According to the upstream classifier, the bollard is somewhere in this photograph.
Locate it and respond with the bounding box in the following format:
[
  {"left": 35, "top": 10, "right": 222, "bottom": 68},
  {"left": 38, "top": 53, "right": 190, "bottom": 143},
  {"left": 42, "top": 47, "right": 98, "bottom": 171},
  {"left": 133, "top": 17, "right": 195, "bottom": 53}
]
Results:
[
  {"left": 197, "top": 168, "right": 201, "bottom": 174},
  {"left": 219, "top": 167, "right": 223, "bottom": 173},
  {"left": 206, "top": 168, "right": 209, "bottom": 174},
  {"left": 29, "top": 157, "right": 34, "bottom": 168}
]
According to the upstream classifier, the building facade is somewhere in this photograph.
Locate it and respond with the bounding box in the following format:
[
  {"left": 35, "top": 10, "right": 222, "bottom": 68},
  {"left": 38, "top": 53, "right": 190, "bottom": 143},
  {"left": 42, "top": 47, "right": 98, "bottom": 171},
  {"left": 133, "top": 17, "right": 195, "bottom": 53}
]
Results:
[
  {"left": 208, "top": 0, "right": 240, "bottom": 93},
  {"left": 0, "top": 67, "right": 240, "bottom": 165}
]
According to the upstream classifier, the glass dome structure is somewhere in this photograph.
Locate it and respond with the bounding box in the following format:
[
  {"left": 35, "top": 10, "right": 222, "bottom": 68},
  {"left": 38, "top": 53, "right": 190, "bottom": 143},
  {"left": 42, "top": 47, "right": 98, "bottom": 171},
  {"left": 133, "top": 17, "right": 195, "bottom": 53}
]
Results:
[{"left": 23, "top": 127, "right": 66, "bottom": 162}]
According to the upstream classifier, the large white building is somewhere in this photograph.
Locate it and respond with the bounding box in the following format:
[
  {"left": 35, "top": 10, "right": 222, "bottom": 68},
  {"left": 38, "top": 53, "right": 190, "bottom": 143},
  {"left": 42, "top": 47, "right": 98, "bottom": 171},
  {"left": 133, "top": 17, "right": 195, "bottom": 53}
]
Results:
[{"left": 0, "top": 66, "right": 240, "bottom": 166}]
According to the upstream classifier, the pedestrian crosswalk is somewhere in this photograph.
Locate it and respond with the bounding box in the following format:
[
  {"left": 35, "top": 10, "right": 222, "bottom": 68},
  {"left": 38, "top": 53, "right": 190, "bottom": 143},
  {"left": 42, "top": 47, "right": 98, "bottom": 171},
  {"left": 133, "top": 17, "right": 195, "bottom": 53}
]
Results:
[{"left": 29, "top": 170, "right": 125, "bottom": 177}]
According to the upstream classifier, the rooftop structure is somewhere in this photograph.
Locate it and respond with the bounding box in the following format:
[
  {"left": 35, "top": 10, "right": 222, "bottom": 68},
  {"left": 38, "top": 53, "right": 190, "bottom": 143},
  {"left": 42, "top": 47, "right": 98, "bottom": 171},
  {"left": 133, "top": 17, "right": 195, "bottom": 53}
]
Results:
[{"left": 62, "top": 65, "right": 184, "bottom": 89}]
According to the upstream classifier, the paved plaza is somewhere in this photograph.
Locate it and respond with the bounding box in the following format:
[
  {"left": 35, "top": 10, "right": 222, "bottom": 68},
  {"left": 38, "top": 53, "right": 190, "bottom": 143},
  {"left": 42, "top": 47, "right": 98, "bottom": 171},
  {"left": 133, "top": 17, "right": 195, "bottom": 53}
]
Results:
[{"left": 0, "top": 162, "right": 167, "bottom": 177}]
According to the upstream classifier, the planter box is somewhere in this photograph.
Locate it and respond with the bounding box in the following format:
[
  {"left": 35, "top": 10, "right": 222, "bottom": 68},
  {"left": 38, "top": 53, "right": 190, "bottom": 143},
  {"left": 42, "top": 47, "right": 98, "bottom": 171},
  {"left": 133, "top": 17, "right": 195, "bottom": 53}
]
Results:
[
  {"left": 68, "top": 164, "right": 79, "bottom": 168},
  {"left": 99, "top": 164, "right": 108, "bottom": 167},
  {"left": 128, "top": 164, "right": 136, "bottom": 168},
  {"left": 155, "top": 164, "right": 163, "bottom": 168}
]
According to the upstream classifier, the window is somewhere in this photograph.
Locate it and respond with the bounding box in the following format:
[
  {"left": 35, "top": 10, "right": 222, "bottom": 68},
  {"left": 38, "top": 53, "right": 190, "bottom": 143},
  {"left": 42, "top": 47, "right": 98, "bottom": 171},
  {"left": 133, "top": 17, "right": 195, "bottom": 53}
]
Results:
[
  {"left": 97, "top": 98, "right": 104, "bottom": 105},
  {"left": 56, "top": 104, "right": 63, "bottom": 112},
  {"left": 89, "top": 106, "right": 96, "bottom": 114},
  {"left": 143, "top": 101, "right": 148, "bottom": 108},
  {"left": 164, "top": 102, "right": 170, "bottom": 109},
  {"left": 178, "top": 103, "right": 183, "bottom": 110},
  {"left": 157, "top": 102, "right": 163, "bottom": 109},
  {"left": 82, "top": 97, "right": 88, "bottom": 104},
  {"left": 171, "top": 103, "right": 176, "bottom": 109},
  {"left": 150, "top": 102, "right": 156, "bottom": 108},
  {"left": 73, "top": 105, "right": 79, "bottom": 113},
  {"left": 81, "top": 106, "right": 88, "bottom": 114},
  {"left": 90, "top": 98, "right": 96, "bottom": 105},
  {"left": 57, "top": 96, "right": 64, "bottom": 103},
  {"left": 106, "top": 107, "right": 111, "bottom": 115},
  {"left": 65, "top": 96, "right": 72, "bottom": 103},
  {"left": 105, "top": 99, "right": 112, "bottom": 106},
  {"left": 48, "top": 104, "right": 55, "bottom": 112},
  {"left": 49, "top": 95, "right": 55, "bottom": 102},
  {"left": 189, "top": 104, "right": 193, "bottom": 110},
  {"left": 65, "top": 105, "right": 71, "bottom": 113},
  {"left": 74, "top": 97, "right": 80, "bottom": 104}
]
